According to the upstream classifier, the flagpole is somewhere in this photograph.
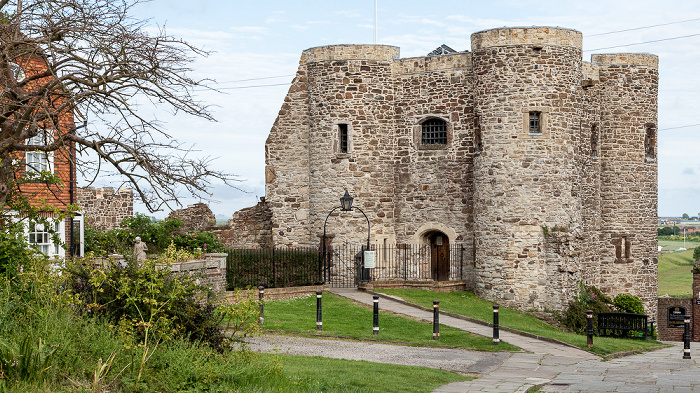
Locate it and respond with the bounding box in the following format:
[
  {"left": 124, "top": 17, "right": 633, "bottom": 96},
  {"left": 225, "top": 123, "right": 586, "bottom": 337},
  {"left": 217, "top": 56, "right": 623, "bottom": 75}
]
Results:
[{"left": 374, "top": 0, "right": 378, "bottom": 44}]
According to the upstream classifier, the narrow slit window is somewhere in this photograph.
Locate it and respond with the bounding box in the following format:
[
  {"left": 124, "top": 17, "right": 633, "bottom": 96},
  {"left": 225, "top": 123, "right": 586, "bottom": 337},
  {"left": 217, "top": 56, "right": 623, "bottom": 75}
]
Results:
[
  {"left": 339, "top": 124, "right": 348, "bottom": 153},
  {"left": 645, "top": 124, "right": 656, "bottom": 160},
  {"left": 474, "top": 116, "right": 482, "bottom": 154},
  {"left": 591, "top": 124, "right": 599, "bottom": 158},
  {"left": 529, "top": 112, "right": 541, "bottom": 134},
  {"left": 421, "top": 118, "right": 447, "bottom": 144}
]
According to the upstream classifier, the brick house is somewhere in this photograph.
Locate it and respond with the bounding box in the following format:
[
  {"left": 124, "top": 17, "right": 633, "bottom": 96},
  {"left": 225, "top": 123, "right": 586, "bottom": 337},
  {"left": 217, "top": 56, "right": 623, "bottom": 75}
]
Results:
[{"left": 9, "top": 50, "right": 85, "bottom": 258}]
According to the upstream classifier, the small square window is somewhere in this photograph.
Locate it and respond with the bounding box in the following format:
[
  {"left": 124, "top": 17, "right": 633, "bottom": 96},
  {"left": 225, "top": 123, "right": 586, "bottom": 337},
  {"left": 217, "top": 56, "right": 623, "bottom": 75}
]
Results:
[{"left": 421, "top": 118, "right": 447, "bottom": 145}]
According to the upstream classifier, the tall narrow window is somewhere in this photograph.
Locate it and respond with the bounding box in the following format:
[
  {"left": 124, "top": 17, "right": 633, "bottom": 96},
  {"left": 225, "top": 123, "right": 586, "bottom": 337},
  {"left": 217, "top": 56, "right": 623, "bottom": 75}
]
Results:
[
  {"left": 645, "top": 124, "right": 656, "bottom": 160},
  {"left": 591, "top": 124, "right": 599, "bottom": 159},
  {"left": 421, "top": 118, "right": 447, "bottom": 145},
  {"left": 25, "top": 129, "right": 54, "bottom": 174},
  {"left": 474, "top": 122, "right": 482, "bottom": 154},
  {"left": 529, "top": 112, "right": 542, "bottom": 134},
  {"left": 339, "top": 124, "right": 348, "bottom": 153}
]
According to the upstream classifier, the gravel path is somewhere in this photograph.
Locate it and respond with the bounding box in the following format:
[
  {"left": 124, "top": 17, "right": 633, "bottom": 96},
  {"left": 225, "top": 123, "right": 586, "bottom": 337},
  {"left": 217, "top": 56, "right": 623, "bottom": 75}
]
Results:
[{"left": 244, "top": 334, "right": 512, "bottom": 374}]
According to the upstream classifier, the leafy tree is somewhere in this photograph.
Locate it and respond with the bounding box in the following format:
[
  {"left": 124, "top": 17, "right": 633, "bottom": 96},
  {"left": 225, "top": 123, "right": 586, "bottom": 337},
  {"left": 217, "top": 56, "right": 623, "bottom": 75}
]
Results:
[
  {"left": 0, "top": 0, "right": 235, "bottom": 215},
  {"left": 658, "top": 226, "right": 674, "bottom": 236},
  {"left": 682, "top": 213, "right": 690, "bottom": 219}
]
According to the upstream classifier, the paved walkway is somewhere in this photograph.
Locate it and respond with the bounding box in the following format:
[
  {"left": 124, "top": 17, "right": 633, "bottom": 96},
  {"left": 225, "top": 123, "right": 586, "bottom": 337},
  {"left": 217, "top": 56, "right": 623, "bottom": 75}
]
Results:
[{"left": 246, "top": 288, "right": 700, "bottom": 392}]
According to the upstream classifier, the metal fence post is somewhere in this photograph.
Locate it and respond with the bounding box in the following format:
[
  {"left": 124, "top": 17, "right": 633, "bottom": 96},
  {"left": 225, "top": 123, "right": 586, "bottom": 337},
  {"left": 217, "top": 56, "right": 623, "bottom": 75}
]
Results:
[
  {"left": 586, "top": 310, "right": 593, "bottom": 348},
  {"left": 684, "top": 314, "right": 691, "bottom": 359},
  {"left": 316, "top": 291, "right": 323, "bottom": 330},
  {"left": 373, "top": 295, "right": 379, "bottom": 335},
  {"left": 493, "top": 305, "right": 499, "bottom": 345},
  {"left": 433, "top": 301, "right": 440, "bottom": 340},
  {"left": 258, "top": 286, "right": 265, "bottom": 324}
]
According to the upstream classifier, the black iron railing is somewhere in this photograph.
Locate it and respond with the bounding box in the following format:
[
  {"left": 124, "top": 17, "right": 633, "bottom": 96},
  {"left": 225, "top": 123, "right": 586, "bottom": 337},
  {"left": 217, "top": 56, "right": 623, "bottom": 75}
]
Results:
[{"left": 226, "top": 247, "right": 322, "bottom": 289}]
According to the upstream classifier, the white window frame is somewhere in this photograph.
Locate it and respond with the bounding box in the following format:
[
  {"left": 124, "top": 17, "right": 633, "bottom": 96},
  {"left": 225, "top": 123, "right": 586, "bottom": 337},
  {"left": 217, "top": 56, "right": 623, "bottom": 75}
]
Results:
[
  {"left": 27, "top": 219, "right": 65, "bottom": 257},
  {"left": 25, "top": 129, "right": 54, "bottom": 175}
]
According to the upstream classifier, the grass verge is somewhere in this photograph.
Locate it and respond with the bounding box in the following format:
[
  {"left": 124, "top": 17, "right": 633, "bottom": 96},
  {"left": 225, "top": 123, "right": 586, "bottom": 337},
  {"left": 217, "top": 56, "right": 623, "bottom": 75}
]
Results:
[
  {"left": 658, "top": 248, "right": 695, "bottom": 297},
  {"left": 262, "top": 293, "right": 519, "bottom": 352},
  {"left": 374, "top": 289, "right": 665, "bottom": 357},
  {"left": 278, "top": 354, "right": 473, "bottom": 392}
]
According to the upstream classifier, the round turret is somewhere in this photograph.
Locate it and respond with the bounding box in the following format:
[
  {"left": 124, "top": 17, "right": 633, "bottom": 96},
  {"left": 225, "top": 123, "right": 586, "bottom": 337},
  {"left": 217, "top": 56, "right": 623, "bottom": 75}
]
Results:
[{"left": 471, "top": 26, "right": 584, "bottom": 310}]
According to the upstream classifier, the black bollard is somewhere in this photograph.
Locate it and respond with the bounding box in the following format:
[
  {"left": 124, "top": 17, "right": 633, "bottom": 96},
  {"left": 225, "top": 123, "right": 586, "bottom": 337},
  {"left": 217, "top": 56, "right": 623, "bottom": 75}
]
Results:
[
  {"left": 373, "top": 295, "right": 379, "bottom": 335},
  {"left": 316, "top": 291, "right": 323, "bottom": 330},
  {"left": 493, "top": 305, "right": 500, "bottom": 345},
  {"left": 433, "top": 301, "right": 440, "bottom": 340},
  {"left": 586, "top": 310, "right": 593, "bottom": 348},
  {"left": 683, "top": 314, "right": 691, "bottom": 359},
  {"left": 258, "top": 286, "right": 264, "bottom": 324}
]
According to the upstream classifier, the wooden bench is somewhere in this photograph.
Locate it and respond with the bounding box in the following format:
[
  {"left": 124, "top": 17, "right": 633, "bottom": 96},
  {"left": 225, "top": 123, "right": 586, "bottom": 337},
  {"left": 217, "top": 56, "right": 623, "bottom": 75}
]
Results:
[{"left": 597, "top": 312, "right": 653, "bottom": 339}]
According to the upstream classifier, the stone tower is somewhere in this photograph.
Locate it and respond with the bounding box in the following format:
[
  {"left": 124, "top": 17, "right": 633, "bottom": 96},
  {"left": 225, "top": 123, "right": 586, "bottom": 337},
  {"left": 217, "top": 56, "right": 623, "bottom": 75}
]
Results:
[
  {"left": 260, "top": 26, "right": 659, "bottom": 314},
  {"left": 471, "top": 27, "right": 585, "bottom": 310}
]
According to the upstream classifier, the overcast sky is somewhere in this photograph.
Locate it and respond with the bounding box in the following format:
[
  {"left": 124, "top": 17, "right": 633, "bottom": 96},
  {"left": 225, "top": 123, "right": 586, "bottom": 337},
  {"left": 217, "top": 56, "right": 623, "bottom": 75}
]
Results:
[{"left": 109, "top": 0, "right": 700, "bottom": 218}]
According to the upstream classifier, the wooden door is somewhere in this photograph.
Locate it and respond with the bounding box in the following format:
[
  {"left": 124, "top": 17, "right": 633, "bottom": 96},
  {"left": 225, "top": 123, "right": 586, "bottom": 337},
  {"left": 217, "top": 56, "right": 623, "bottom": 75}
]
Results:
[{"left": 430, "top": 233, "right": 449, "bottom": 281}]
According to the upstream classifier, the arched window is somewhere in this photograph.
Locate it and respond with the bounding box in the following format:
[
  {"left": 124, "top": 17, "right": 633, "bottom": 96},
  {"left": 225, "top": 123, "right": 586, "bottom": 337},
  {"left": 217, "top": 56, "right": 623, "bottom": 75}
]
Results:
[{"left": 421, "top": 118, "right": 447, "bottom": 145}]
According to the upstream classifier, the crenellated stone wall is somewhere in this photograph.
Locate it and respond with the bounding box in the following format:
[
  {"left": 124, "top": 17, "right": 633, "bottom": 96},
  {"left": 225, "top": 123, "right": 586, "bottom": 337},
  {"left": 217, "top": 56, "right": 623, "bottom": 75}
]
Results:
[
  {"left": 77, "top": 187, "right": 133, "bottom": 230},
  {"left": 257, "top": 26, "right": 658, "bottom": 314}
]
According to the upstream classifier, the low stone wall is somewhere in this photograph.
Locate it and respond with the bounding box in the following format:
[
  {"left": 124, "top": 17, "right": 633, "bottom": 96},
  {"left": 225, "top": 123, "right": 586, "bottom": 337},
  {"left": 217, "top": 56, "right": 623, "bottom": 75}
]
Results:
[
  {"left": 90, "top": 253, "right": 228, "bottom": 293},
  {"left": 170, "top": 253, "right": 228, "bottom": 292},
  {"left": 360, "top": 280, "right": 467, "bottom": 293}
]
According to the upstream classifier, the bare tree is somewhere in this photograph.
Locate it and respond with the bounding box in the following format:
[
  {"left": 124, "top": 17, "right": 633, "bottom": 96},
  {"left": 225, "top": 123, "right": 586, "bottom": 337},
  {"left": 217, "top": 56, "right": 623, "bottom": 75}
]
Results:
[{"left": 0, "top": 0, "right": 235, "bottom": 213}]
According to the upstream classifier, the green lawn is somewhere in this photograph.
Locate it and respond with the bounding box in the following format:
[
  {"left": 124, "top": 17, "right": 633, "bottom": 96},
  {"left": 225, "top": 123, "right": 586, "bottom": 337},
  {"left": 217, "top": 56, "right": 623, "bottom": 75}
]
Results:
[
  {"left": 658, "top": 248, "right": 696, "bottom": 297},
  {"left": 277, "top": 354, "right": 473, "bottom": 392},
  {"left": 658, "top": 239, "right": 700, "bottom": 252},
  {"left": 262, "top": 292, "right": 519, "bottom": 352},
  {"left": 374, "top": 289, "right": 664, "bottom": 357}
]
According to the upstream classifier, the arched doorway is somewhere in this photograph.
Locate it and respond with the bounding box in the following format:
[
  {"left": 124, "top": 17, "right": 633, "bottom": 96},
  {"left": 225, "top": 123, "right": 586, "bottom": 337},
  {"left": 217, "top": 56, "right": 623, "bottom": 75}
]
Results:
[{"left": 429, "top": 232, "right": 449, "bottom": 281}]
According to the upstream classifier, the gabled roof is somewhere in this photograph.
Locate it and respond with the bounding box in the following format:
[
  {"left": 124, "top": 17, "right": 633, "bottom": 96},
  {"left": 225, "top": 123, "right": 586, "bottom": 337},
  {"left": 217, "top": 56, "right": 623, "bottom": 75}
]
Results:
[{"left": 427, "top": 44, "right": 458, "bottom": 57}]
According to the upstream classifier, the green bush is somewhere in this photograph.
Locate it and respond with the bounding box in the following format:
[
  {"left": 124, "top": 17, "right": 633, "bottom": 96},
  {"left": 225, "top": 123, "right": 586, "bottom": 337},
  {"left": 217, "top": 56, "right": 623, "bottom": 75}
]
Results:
[
  {"left": 66, "top": 258, "right": 233, "bottom": 352},
  {"left": 84, "top": 213, "right": 224, "bottom": 257},
  {"left": 560, "top": 283, "right": 613, "bottom": 334},
  {"left": 694, "top": 246, "right": 700, "bottom": 262},
  {"left": 0, "top": 221, "right": 34, "bottom": 276},
  {"left": 614, "top": 293, "right": 645, "bottom": 314}
]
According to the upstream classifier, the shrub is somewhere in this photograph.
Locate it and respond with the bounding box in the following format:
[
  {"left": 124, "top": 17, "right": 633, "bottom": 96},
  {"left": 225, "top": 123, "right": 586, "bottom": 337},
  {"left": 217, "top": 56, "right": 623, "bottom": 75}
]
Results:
[
  {"left": 66, "top": 257, "right": 232, "bottom": 352},
  {"left": 0, "top": 221, "right": 34, "bottom": 276},
  {"left": 694, "top": 246, "right": 700, "bottom": 262},
  {"left": 614, "top": 293, "right": 645, "bottom": 314},
  {"left": 84, "top": 213, "right": 224, "bottom": 257},
  {"left": 560, "top": 283, "right": 613, "bottom": 334}
]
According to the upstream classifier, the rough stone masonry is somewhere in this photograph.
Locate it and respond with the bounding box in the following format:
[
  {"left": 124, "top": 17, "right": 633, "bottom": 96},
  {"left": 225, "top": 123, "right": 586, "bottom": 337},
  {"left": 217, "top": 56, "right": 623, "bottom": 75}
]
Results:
[{"left": 259, "top": 26, "right": 658, "bottom": 314}]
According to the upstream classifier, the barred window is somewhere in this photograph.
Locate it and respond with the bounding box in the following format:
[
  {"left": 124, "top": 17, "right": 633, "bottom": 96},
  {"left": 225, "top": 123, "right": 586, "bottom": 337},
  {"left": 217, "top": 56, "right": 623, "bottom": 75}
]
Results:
[
  {"left": 339, "top": 124, "right": 348, "bottom": 153},
  {"left": 529, "top": 112, "right": 542, "bottom": 134},
  {"left": 421, "top": 118, "right": 447, "bottom": 145}
]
